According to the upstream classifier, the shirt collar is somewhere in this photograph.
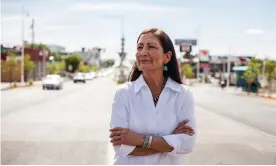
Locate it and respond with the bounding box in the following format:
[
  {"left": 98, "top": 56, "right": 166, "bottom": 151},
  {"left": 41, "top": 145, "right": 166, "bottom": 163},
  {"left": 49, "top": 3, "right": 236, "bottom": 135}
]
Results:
[{"left": 134, "top": 74, "right": 182, "bottom": 94}]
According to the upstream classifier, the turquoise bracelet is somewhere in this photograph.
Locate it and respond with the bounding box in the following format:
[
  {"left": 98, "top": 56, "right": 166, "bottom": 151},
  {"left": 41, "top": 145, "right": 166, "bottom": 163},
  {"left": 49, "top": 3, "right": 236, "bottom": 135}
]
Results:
[{"left": 142, "top": 135, "right": 150, "bottom": 148}]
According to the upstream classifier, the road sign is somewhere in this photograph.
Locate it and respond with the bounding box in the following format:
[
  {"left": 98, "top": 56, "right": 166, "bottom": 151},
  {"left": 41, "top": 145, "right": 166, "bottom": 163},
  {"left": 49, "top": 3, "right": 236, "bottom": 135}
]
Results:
[
  {"left": 1, "top": 47, "right": 6, "bottom": 53},
  {"left": 175, "top": 39, "right": 197, "bottom": 46}
]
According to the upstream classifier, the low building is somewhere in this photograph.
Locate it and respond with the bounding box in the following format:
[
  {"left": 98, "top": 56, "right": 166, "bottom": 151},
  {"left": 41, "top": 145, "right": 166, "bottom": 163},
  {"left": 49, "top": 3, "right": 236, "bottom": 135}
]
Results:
[
  {"left": 48, "top": 44, "right": 66, "bottom": 54},
  {"left": 1, "top": 45, "right": 50, "bottom": 82},
  {"left": 74, "top": 47, "right": 101, "bottom": 67}
]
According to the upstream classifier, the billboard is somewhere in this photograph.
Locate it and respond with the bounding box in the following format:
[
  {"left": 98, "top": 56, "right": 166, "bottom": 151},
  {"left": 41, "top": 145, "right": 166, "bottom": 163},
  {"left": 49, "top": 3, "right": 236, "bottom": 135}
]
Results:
[
  {"left": 199, "top": 50, "right": 209, "bottom": 62},
  {"left": 175, "top": 39, "right": 197, "bottom": 46},
  {"left": 180, "top": 45, "right": 192, "bottom": 52}
]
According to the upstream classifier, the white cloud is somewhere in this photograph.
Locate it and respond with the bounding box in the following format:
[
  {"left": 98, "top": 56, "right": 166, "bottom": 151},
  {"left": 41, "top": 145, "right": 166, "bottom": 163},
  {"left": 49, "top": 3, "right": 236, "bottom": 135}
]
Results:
[
  {"left": 67, "top": 2, "right": 185, "bottom": 12},
  {"left": 245, "top": 28, "right": 265, "bottom": 35},
  {"left": 1, "top": 15, "right": 21, "bottom": 22},
  {"left": 38, "top": 25, "right": 78, "bottom": 32}
]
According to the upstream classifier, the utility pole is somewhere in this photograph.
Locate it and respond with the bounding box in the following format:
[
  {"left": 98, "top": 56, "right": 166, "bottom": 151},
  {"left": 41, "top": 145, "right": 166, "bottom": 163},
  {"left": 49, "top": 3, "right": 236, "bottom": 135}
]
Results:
[
  {"left": 43, "top": 50, "right": 48, "bottom": 78},
  {"left": 31, "top": 19, "right": 35, "bottom": 47},
  {"left": 21, "top": 0, "right": 25, "bottom": 84},
  {"left": 227, "top": 45, "right": 231, "bottom": 87},
  {"left": 227, "top": 55, "right": 231, "bottom": 87},
  {"left": 195, "top": 26, "right": 201, "bottom": 80},
  {"left": 222, "top": 57, "right": 225, "bottom": 79}
]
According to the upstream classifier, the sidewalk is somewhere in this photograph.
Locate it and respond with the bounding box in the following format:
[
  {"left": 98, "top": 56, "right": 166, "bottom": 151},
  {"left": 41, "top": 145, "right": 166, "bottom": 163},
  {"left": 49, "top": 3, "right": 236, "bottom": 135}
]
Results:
[
  {"left": 1, "top": 78, "right": 70, "bottom": 91},
  {"left": 199, "top": 77, "right": 276, "bottom": 100},
  {"left": 1, "top": 81, "right": 43, "bottom": 91},
  {"left": 1, "top": 68, "right": 113, "bottom": 91},
  {"left": 221, "top": 86, "right": 276, "bottom": 100}
]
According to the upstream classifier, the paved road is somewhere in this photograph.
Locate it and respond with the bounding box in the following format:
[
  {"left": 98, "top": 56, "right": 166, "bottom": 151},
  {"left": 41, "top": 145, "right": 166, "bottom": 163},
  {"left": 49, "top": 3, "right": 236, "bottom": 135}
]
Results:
[
  {"left": 1, "top": 76, "right": 276, "bottom": 164},
  {"left": 2, "top": 77, "right": 115, "bottom": 165},
  {"left": 192, "top": 84, "right": 276, "bottom": 136}
]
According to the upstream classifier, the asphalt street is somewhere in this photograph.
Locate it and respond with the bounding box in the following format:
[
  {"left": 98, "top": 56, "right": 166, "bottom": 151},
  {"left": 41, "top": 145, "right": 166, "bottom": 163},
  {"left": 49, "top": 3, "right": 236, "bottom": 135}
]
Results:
[{"left": 1, "top": 75, "right": 276, "bottom": 164}]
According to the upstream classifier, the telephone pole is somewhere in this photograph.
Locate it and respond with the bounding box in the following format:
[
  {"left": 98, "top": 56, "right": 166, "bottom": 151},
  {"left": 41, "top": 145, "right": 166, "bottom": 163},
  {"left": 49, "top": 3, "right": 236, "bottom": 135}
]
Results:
[
  {"left": 31, "top": 19, "right": 35, "bottom": 47},
  {"left": 21, "top": 0, "right": 25, "bottom": 84}
]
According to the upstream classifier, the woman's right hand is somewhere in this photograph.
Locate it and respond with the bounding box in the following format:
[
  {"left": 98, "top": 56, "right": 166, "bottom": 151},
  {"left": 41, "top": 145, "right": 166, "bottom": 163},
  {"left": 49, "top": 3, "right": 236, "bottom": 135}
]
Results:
[{"left": 172, "top": 119, "right": 195, "bottom": 136}]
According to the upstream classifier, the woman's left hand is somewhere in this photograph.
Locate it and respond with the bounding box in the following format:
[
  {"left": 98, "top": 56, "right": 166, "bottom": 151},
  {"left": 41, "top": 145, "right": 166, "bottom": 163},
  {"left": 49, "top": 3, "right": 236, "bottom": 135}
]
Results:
[{"left": 109, "top": 127, "right": 144, "bottom": 146}]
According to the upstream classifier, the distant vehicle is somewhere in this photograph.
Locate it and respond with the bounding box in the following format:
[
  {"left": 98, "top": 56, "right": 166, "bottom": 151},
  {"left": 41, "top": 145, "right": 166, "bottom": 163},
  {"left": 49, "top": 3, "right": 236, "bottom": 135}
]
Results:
[
  {"left": 84, "top": 72, "right": 95, "bottom": 80},
  {"left": 42, "top": 74, "right": 63, "bottom": 90},
  {"left": 73, "top": 72, "right": 86, "bottom": 83}
]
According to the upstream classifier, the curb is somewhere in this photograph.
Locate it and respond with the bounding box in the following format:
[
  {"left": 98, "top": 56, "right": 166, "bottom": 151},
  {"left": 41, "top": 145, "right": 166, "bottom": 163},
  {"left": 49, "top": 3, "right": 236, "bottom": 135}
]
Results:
[
  {"left": 1, "top": 78, "right": 71, "bottom": 91},
  {"left": 264, "top": 97, "right": 276, "bottom": 103},
  {"left": 230, "top": 91, "right": 276, "bottom": 101},
  {"left": 1, "top": 84, "right": 40, "bottom": 91},
  {"left": 1, "top": 87, "right": 10, "bottom": 91},
  {"left": 0, "top": 75, "right": 104, "bottom": 91}
]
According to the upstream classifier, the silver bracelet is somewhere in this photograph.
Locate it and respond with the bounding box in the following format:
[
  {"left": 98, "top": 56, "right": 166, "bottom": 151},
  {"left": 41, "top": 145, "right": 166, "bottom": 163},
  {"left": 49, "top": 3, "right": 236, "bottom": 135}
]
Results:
[{"left": 147, "top": 136, "right": 153, "bottom": 148}]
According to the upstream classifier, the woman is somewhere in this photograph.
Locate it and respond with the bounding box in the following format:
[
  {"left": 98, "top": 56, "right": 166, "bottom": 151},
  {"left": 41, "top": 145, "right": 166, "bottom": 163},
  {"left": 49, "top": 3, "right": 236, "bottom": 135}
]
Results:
[{"left": 110, "top": 28, "right": 196, "bottom": 165}]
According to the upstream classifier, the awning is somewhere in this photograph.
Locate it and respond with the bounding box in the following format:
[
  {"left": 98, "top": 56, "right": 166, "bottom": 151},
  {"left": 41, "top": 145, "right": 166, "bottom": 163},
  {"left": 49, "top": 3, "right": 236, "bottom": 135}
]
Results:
[{"left": 232, "top": 66, "right": 249, "bottom": 71}]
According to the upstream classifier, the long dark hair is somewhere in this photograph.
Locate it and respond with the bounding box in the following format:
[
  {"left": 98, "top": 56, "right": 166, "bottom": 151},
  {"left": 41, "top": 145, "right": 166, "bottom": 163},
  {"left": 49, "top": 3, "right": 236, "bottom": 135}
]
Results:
[{"left": 128, "top": 28, "right": 183, "bottom": 84}]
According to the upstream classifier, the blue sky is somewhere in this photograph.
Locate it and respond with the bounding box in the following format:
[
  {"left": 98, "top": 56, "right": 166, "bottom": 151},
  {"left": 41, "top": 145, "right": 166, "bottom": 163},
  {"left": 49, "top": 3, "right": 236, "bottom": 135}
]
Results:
[{"left": 1, "top": 0, "right": 276, "bottom": 60}]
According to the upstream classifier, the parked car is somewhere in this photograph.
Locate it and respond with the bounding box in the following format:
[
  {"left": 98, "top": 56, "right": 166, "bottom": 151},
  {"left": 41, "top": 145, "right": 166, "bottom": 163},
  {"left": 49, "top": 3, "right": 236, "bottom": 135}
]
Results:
[
  {"left": 73, "top": 72, "right": 86, "bottom": 83},
  {"left": 84, "top": 72, "right": 95, "bottom": 80},
  {"left": 42, "top": 74, "right": 63, "bottom": 90}
]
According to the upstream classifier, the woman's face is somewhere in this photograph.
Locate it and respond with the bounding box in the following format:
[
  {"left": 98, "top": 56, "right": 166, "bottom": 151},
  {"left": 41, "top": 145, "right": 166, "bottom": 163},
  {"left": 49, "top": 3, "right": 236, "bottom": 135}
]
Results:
[{"left": 136, "top": 33, "right": 171, "bottom": 72}]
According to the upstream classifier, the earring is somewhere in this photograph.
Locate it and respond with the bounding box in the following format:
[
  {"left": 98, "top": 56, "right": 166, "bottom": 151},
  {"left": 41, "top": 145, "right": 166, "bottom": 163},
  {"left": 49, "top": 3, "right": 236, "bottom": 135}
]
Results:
[{"left": 163, "top": 65, "right": 168, "bottom": 71}]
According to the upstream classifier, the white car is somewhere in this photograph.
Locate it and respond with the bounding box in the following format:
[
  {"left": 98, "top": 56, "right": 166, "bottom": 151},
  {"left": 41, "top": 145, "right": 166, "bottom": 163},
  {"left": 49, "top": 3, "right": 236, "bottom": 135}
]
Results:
[
  {"left": 84, "top": 72, "right": 95, "bottom": 80},
  {"left": 73, "top": 72, "right": 86, "bottom": 83},
  {"left": 42, "top": 74, "right": 63, "bottom": 90}
]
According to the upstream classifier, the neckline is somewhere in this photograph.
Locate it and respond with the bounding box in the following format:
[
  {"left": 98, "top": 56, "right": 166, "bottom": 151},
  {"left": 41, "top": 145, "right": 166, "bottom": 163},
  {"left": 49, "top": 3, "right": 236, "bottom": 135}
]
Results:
[{"left": 153, "top": 77, "right": 168, "bottom": 104}]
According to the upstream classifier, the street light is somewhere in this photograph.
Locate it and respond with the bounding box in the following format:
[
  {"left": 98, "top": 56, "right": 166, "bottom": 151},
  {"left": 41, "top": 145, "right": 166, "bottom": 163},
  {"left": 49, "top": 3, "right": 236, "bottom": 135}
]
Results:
[{"left": 195, "top": 26, "right": 201, "bottom": 81}]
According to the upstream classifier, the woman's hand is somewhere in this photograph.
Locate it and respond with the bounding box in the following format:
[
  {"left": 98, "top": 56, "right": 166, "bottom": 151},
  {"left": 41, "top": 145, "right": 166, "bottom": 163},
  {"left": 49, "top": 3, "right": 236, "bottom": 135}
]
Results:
[
  {"left": 109, "top": 127, "right": 144, "bottom": 146},
  {"left": 173, "top": 119, "right": 195, "bottom": 136}
]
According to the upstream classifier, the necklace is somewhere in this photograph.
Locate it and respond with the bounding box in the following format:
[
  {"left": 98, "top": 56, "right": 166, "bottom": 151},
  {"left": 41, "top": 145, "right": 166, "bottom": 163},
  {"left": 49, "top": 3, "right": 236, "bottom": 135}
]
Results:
[{"left": 153, "top": 77, "right": 167, "bottom": 103}]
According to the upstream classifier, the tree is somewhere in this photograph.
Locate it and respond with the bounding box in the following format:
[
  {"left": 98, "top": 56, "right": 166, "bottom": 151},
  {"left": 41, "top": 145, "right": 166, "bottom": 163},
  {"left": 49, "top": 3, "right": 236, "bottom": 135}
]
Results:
[
  {"left": 4, "top": 52, "right": 19, "bottom": 86},
  {"left": 47, "top": 63, "right": 58, "bottom": 74},
  {"left": 182, "top": 64, "right": 194, "bottom": 79},
  {"left": 265, "top": 60, "right": 276, "bottom": 95},
  {"left": 106, "top": 59, "right": 115, "bottom": 67},
  {"left": 24, "top": 54, "right": 36, "bottom": 81},
  {"left": 46, "top": 61, "right": 65, "bottom": 75},
  {"left": 79, "top": 64, "right": 90, "bottom": 72},
  {"left": 248, "top": 58, "right": 262, "bottom": 75},
  {"left": 51, "top": 52, "right": 62, "bottom": 61},
  {"left": 90, "top": 65, "right": 99, "bottom": 72},
  {"left": 28, "top": 43, "right": 50, "bottom": 53},
  {"left": 64, "top": 54, "right": 83, "bottom": 73},
  {"left": 243, "top": 69, "right": 257, "bottom": 94},
  {"left": 56, "top": 61, "right": 65, "bottom": 73}
]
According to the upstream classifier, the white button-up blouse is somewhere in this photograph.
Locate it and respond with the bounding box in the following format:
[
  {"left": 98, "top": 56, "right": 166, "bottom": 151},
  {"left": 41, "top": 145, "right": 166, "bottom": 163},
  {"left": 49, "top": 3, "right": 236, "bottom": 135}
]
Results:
[{"left": 110, "top": 75, "right": 196, "bottom": 165}]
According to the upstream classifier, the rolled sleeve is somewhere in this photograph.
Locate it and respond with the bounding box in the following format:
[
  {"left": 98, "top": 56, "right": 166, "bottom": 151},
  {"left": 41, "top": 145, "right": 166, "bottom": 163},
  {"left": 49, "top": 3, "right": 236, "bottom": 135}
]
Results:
[
  {"left": 113, "top": 144, "right": 136, "bottom": 157},
  {"left": 163, "top": 133, "right": 196, "bottom": 156},
  {"left": 110, "top": 87, "right": 136, "bottom": 157},
  {"left": 163, "top": 88, "right": 197, "bottom": 157}
]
